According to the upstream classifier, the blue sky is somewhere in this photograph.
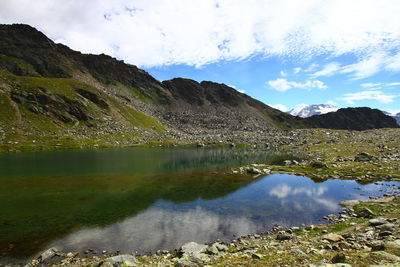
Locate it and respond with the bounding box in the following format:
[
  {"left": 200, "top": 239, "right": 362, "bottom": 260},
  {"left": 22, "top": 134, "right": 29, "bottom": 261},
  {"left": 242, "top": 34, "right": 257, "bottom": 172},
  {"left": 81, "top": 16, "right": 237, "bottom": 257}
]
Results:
[
  {"left": 146, "top": 53, "right": 400, "bottom": 113},
  {"left": 1, "top": 0, "right": 399, "bottom": 114}
]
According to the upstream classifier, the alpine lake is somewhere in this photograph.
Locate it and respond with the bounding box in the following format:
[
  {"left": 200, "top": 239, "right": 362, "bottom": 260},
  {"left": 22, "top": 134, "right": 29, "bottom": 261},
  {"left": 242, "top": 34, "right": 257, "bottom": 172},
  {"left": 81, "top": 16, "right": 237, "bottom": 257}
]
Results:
[{"left": 0, "top": 146, "right": 399, "bottom": 264}]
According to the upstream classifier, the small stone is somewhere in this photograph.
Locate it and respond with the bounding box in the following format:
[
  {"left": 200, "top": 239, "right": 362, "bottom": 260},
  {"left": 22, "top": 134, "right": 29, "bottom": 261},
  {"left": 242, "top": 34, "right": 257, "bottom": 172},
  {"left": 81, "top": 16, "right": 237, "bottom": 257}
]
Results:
[
  {"left": 331, "top": 253, "right": 346, "bottom": 263},
  {"left": 101, "top": 254, "right": 137, "bottom": 267},
  {"left": 251, "top": 252, "right": 263, "bottom": 259},
  {"left": 356, "top": 207, "right": 375, "bottom": 218},
  {"left": 339, "top": 200, "right": 360, "bottom": 207},
  {"left": 37, "top": 247, "right": 59, "bottom": 263},
  {"left": 247, "top": 167, "right": 262, "bottom": 174},
  {"left": 369, "top": 218, "right": 387, "bottom": 226},
  {"left": 354, "top": 152, "right": 374, "bottom": 162},
  {"left": 289, "top": 248, "right": 308, "bottom": 257},
  {"left": 276, "top": 233, "right": 293, "bottom": 241},
  {"left": 323, "top": 233, "right": 344, "bottom": 242},
  {"left": 384, "top": 239, "right": 400, "bottom": 249},
  {"left": 371, "top": 251, "right": 400, "bottom": 262}
]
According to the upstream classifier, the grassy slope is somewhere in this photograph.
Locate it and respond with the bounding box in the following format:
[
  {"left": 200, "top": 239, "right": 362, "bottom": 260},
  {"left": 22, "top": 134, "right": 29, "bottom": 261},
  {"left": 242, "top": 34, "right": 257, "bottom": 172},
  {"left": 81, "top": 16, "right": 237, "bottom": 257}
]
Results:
[{"left": 0, "top": 72, "right": 165, "bottom": 152}]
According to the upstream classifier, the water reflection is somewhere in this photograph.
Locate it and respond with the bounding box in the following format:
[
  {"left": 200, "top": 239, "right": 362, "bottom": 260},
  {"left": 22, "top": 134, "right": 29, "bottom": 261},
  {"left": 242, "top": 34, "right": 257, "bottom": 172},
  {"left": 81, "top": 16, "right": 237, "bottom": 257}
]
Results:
[
  {"left": 42, "top": 174, "right": 399, "bottom": 257},
  {"left": 51, "top": 206, "right": 261, "bottom": 254}
]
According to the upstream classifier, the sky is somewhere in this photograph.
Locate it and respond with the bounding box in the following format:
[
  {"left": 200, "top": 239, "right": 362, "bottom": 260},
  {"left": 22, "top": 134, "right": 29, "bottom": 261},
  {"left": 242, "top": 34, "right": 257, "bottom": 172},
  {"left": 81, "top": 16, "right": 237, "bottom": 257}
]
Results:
[{"left": 1, "top": 0, "right": 400, "bottom": 114}]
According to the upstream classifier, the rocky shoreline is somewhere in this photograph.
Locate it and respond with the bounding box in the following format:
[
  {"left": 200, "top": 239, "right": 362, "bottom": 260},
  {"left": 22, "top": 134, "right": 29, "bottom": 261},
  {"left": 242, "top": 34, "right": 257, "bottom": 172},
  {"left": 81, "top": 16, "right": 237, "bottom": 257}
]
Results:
[{"left": 17, "top": 194, "right": 400, "bottom": 267}]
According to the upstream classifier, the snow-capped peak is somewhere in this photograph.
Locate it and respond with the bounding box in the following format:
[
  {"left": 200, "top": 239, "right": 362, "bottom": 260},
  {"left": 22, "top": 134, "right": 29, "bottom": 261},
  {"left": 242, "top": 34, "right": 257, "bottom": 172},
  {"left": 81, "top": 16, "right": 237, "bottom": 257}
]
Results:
[{"left": 288, "top": 104, "right": 339, "bottom": 118}]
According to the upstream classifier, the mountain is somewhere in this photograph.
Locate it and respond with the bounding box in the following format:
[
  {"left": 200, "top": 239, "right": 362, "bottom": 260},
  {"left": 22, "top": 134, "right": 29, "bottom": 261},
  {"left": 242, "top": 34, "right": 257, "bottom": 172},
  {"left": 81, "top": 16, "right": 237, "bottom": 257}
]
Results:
[
  {"left": 0, "top": 23, "right": 307, "bottom": 149},
  {"left": 383, "top": 111, "right": 400, "bottom": 126},
  {"left": 304, "top": 107, "right": 399, "bottom": 130},
  {"left": 288, "top": 104, "right": 339, "bottom": 118},
  {"left": 0, "top": 24, "right": 398, "bottom": 150}
]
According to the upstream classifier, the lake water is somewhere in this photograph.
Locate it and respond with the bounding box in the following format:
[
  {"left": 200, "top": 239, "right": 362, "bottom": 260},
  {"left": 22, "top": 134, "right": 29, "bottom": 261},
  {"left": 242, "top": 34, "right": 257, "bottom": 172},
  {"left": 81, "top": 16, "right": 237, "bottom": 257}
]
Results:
[{"left": 0, "top": 147, "right": 399, "bottom": 264}]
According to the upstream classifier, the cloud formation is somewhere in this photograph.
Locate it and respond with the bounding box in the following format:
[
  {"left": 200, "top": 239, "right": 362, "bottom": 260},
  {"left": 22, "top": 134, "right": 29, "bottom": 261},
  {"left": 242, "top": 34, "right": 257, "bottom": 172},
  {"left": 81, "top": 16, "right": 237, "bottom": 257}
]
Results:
[
  {"left": 0, "top": 0, "right": 399, "bottom": 68},
  {"left": 342, "top": 90, "right": 397, "bottom": 104},
  {"left": 268, "top": 78, "right": 327, "bottom": 92}
]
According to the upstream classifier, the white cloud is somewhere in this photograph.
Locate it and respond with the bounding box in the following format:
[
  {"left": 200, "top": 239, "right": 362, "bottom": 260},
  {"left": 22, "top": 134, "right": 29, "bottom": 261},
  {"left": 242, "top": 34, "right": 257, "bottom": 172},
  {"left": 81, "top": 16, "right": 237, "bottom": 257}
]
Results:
[
  {"left": 342, "top": 90, "right": 397, "bottom": 104},
  {"left": 310, "top": 52, "right": 400, "bottom": 80},
  {"left": 268, "top": 78, "right": 327, "bottom": 92},
  {"left": 269, "top": 104, "right": 288, "bottom": 112},
  {"left": 311, "top": 62, "right": 341, "bottom": 77},
  {"left": 360, "top": 82, "right": 383, "bottom": 88},
  {"left": 293, "top": 67, "right": 302, "bottom": 74},
  {"left": 326, "top": 100, "right": 337, "bottom": 106},
  {"left": 280, "top": 70, "right": 287, "bottom": 77},
  {"left": 304, "top": 63, "right": 319, "bottom": 73},
  {"left": 360, "top": 82, "right": 400, "bottom": 90},
  {"left": 268, "top": 78, "right": 292, "bottom": 92},
  {"left": 341, "top": 53, "right": 385, "bottom": 79},
  {"left": 0, "top": 0, "right": 399, "bottom": 67},
  {"left": 385, "top": 52, "right": 400, "bottom": 72}
]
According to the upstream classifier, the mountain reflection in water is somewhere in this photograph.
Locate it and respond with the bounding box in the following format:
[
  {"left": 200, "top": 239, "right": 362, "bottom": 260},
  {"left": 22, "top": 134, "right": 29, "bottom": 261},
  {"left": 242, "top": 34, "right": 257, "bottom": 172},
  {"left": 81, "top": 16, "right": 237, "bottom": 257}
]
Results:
[{"left": 47, "top": 174, "right": 398, "bottom": 256}]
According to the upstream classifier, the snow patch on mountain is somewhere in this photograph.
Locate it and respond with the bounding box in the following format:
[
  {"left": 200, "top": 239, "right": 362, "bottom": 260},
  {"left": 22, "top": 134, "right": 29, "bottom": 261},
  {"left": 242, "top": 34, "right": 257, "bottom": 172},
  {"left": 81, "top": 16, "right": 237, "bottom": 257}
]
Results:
[{"left": 288, "top": 104, "right": 339, "bottom": 118}]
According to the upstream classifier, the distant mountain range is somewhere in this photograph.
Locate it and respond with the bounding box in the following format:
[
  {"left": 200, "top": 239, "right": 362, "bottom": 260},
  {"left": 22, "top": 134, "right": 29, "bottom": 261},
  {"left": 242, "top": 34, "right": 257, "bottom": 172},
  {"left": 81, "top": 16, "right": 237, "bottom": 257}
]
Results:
[
  {"left": 0, "top": 23, "right": 398, "bottom": 148},
  {"left": 288, "top": 104, "right": 400, "bottom": 126},
  {"left": 289, "top": 104, "right": 339, "bottom": 118}
]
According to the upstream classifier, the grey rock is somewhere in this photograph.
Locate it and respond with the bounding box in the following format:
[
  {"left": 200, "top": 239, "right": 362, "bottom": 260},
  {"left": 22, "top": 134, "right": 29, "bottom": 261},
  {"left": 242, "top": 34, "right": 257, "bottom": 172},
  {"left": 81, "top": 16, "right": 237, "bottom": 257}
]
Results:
[
  {"left": 179, "top": 242, "right": 209, "bottom": 262},
  {"left": 367, "top": 240, "right": 385, "bottom": 251},
  {"left": 289, "top": 248, "right": 308, "bottom": 257},
  {"left": 369, "top": 217, "right": 387, "bottom": 226},
  {"left": 101, "top": 254, "right": 137, "bottom": 267},
  {"left": 181, "top": 242, "right": 207, "bottom": 255},
  {"left": 247, "top": 167, "right": 262, "bottom": 174},
  {"left": 206, "top": 242, "right": 228, "bottom": 255},
  {"left": 37, "top": 247, "right": 59, "bottom": 263},
  {"left": 339, "top": 200, "right": 360, "bottom": 207},
  {"left": 371, "top": 251, "right": 400, "bottom": 262},
  {"left": 356, "top": 207, "right": 375, "bottom": 218},
  {"left": 376, "top": 223, "right": 396, "bottom": 233},
  {"left": 384, "top": 239, "right": 400, "bottom": 249},
  {"left": 276, "top": 233, "right": 293, "bottom": 241}
]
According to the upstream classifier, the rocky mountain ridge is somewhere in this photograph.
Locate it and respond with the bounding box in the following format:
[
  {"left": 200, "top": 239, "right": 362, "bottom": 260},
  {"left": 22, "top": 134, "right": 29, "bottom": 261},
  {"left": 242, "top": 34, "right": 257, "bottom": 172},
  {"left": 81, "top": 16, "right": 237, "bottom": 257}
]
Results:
[{"left": 0, "top": 24, "right": 398, "bottom": 151}]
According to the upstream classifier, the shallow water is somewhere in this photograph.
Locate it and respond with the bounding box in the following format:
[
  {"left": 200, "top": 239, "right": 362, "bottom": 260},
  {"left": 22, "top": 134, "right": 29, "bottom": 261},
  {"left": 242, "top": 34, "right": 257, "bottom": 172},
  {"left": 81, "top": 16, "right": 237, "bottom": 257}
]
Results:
[{"left": 0, "top": 147, "right": 399, "bottom": 264}]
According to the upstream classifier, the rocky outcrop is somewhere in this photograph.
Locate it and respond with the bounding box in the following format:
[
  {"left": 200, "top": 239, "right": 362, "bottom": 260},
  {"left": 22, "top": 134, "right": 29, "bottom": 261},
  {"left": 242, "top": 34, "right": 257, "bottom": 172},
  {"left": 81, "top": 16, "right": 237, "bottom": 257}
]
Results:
[{"left": 304, "top": 107, "right": 399, "bottom": 130}]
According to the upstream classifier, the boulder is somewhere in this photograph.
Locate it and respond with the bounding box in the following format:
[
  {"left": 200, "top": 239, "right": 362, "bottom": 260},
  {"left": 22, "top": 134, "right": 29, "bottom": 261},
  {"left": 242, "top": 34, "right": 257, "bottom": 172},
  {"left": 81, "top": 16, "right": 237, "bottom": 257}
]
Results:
[
  {"left": 247, "top": 167, "right": 262, "bottom": 174},
  {"left": 100, "top": 254, "right": 137, "bottom": 267},
  {"left": 354, "top": 152, "right": 373, "bottom": 162},
  {"left": 356, "top": 207, "right": 375, "bottom": 218},
  {"left": 323, "top": 233, "right": 344, "bottom": 242},
  {"left": 339, "top": 200, "right": 360, "bottom": 207},
  {"left": 369, "top": 218, "right": 387, "bottom": 226},
  {"left": 310, "top": 161, "right": 327, "bottom": 169},
  {"left": 37, "top": 247, "right": 59, "bottom": 263}
]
